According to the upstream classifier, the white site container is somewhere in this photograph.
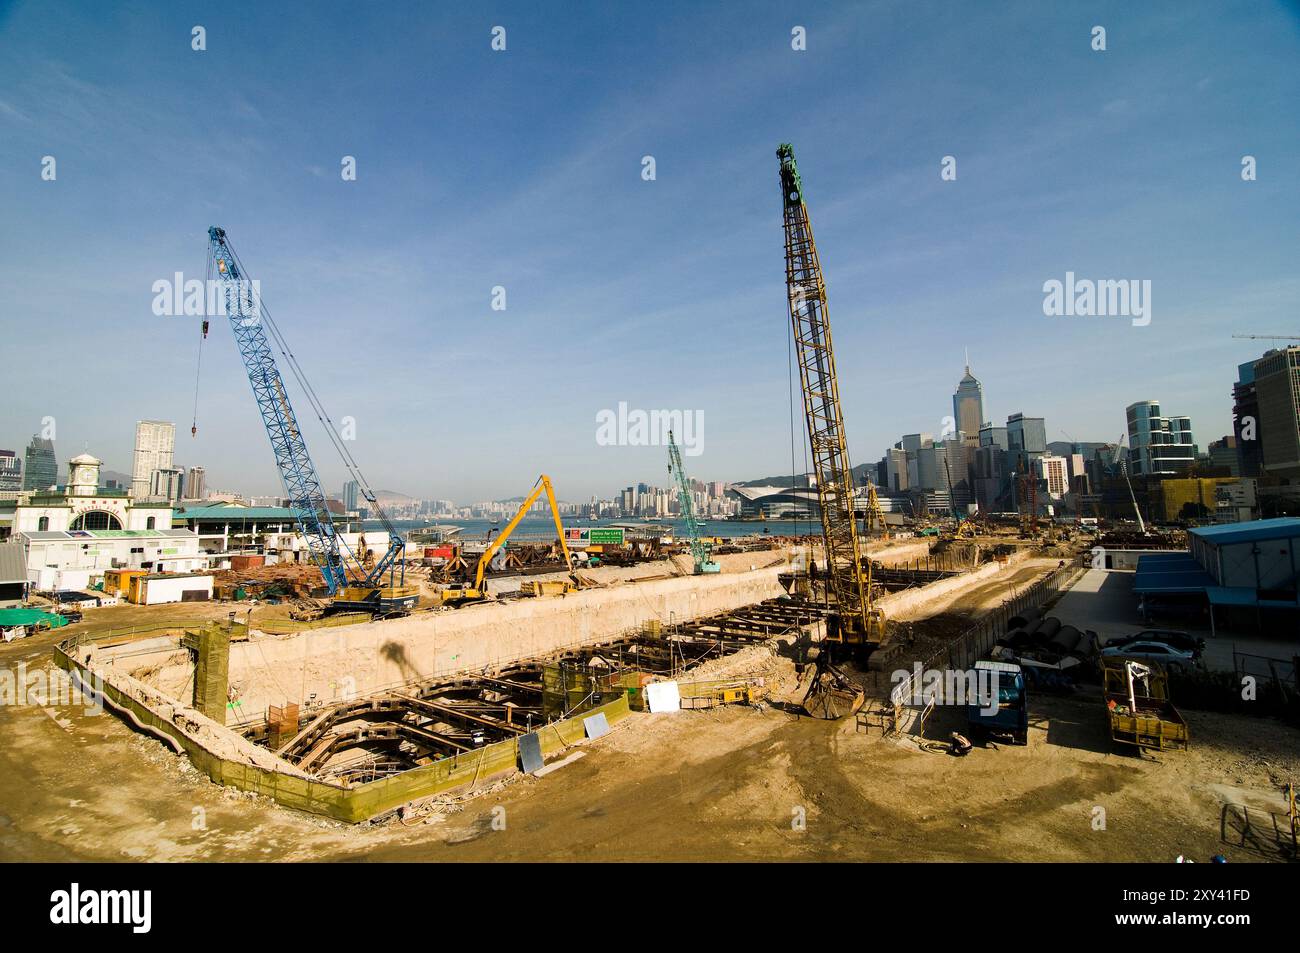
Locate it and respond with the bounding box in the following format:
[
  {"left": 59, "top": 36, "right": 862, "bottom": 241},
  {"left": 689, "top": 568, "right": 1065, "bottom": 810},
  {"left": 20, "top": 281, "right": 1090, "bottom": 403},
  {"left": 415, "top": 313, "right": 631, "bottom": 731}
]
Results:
[
  {"left": 136, "top": 573, "right": 214, "bottom": 605},
  {"left": 54, "top": 568, "right": 93, "bottom": 592}
]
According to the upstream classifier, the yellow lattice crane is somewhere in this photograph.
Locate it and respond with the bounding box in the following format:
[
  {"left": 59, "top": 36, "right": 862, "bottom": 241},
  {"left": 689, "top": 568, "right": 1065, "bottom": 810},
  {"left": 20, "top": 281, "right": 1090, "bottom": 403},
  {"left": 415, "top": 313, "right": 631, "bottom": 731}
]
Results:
[{"left": 777, "top": 144, "right": 885, "bottom": 649}]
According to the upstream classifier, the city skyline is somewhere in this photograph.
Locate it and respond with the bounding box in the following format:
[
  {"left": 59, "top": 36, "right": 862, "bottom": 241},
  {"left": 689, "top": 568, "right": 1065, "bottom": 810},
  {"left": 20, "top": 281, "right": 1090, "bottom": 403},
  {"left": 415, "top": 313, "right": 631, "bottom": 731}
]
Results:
[
  {"left": 0, "top": 342, "right": 1253, "bottom": 510},
  {"left": 0, "top": 354, "right": 1219, "bottom": 510}
]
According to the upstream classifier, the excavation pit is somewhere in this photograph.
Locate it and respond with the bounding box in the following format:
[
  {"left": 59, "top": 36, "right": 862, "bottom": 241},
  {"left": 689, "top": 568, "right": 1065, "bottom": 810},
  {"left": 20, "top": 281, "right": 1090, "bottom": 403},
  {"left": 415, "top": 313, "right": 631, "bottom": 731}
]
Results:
[
  {"left": 53, "top": 592, "right": 827, "bottom": 822},
  {"left": 239, "top": 599, "right": 826, "bottom": 784}
]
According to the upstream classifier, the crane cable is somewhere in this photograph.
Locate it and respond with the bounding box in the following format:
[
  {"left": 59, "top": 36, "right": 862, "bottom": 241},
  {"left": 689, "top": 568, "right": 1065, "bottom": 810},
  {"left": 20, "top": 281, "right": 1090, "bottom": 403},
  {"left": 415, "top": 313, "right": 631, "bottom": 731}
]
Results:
[
  {"left": 191, "top": 330, "right": 204, "bottom": 434},
  {"left": 190, "top": 324, "right": 204, "bottom": 437},
  {"left": 190, "top": 245, "right": 214, "bottom": 437},
  {"left": 224, "top": 242, "right": 396, "bottom": 539},
  {"left": 786, "top": 294, "right": 815, "bottom": 558},
  {"left": 202, "top": 237, "right": 400, "bottom": 580}
]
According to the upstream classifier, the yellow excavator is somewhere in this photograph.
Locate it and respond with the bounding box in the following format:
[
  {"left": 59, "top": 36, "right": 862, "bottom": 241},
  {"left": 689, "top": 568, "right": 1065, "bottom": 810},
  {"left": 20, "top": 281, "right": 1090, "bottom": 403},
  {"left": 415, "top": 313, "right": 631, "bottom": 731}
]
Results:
[
  {"left": 864, "top": 482, "right": 890, "bottom": 539},
  {"left": 440, "top": 475, "right": 581, "bottom": 606}
]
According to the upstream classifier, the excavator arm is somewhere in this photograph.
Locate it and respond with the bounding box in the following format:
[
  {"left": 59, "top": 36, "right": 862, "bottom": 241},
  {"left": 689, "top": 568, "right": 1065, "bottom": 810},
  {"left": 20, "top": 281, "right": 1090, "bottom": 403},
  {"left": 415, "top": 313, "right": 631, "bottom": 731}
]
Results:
[
  {"left": 470, "top": 475, "right": 576, "bottom": 593},
  {"left": 454, "top": 475, "right": 577, "bottom": 603}
]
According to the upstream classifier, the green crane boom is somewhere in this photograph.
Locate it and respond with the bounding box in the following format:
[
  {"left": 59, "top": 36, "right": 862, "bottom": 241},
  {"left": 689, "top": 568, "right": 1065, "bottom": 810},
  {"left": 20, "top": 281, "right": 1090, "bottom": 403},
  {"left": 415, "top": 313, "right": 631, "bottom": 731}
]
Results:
[{"left": 668, "top": 430, "right": 719, "bottom": 575}]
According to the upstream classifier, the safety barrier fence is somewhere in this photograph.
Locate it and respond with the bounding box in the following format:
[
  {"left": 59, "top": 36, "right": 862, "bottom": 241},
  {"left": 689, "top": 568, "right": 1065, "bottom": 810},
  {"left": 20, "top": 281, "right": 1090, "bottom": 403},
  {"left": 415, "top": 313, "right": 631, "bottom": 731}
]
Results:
[
  {"left": 1168, "top": 650, "right": 1300, "bottom": 725},
  {"left": 886, "top": 562, "right": 1084, "bottom": 732}
]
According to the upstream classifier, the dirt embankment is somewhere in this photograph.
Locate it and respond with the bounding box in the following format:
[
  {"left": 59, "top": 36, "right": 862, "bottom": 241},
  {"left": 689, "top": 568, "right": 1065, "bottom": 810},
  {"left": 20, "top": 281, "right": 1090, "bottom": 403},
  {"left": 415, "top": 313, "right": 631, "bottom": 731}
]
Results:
[{"left": 5, "top": 622, "right": 1298, "bottom": 862}]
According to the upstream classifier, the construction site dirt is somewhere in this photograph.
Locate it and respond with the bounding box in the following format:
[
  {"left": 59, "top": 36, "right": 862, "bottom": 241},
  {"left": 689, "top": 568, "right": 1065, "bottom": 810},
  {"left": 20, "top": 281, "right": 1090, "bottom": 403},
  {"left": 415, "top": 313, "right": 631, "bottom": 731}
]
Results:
[
  {"left": 2, "top": 542, "right": 1297, "bottom": 863},
  {"left": 2, "top": 661, "right": 1296, "bottom": 862}
]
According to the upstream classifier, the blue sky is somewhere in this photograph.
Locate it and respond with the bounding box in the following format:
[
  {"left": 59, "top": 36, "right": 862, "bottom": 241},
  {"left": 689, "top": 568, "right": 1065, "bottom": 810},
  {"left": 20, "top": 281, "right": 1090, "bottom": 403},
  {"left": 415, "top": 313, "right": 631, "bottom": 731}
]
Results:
[{"left": 1, "top": 1, "right": 1297, "bottom": 501}]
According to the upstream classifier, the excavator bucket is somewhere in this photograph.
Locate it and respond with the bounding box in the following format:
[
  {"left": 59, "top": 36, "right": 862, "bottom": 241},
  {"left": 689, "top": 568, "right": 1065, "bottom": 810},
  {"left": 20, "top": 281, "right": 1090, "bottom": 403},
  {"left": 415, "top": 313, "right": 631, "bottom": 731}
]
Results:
[{"left": 799, "top": 659, "right": 865, "bottom": 720}]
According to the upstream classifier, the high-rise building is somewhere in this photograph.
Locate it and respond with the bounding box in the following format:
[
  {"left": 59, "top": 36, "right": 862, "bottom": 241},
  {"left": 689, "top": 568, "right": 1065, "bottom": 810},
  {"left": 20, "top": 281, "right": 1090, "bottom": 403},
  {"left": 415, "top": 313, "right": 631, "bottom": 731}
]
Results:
[
  {"left": 1066, "top": 452, "right": 1089, "bottom": 494},
  {"left": 1125, "top": 400, "right": 1196, "bottom": 476},
  {"left": 1006, "top": 413, "right": 1046, "bottom": 476},
  {"left": 978, "top": 423, "right": 1008, "bottom": 450},
  {"left": 1232, "top": 360, "right": 1263, "bottom": 478},
  {"left": 186, "top": 466, "right": 207, "bottom": 501},
  {"left": 915, "top": 444, "right": 940, "bottom": 490},
  {"left": 952, "top": 357, "right": 984, "bottom": 447},
  {"left": 132, "top": 420, "right": 175, "bottom": 498},
  {"left": 1038, "top": 455, "right": 1069, "bottom": 499},
  {"left": 343, "top": 479, "right": 360, "bottom": 512},
  {"left": 0, "top": 449, "right": 21, "bottom": 494},
  {"left": 149, "top": 467, "right": 184, "bottom": 502},
  {"left": 1251, "top": 346, "right": 1300, "bottom": 481},
  {"left": 973, "top": 442, "right": 1009, "bottom": 512},
  {"left": 1206, "top": 436, "right": 1239, "bottom": 476},
  {"left": 885, "top": 447, "right": 910, "bottom": 493},
  {"left": 22, "top": 435, "right": 57, "bottom": 491},
  {"left": 915, "top": 439, "right": 972, "bottom": 508},
  {"left": 941, "top": 439, "right": 974, "bottom": 509}
]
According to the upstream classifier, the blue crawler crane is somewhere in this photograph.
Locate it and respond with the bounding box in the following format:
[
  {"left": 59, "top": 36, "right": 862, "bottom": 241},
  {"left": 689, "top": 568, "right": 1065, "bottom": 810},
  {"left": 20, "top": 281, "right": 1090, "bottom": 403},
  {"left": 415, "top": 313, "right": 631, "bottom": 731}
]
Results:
[{"left": 206, "top": 226, "right": 413, "bottom": 614}]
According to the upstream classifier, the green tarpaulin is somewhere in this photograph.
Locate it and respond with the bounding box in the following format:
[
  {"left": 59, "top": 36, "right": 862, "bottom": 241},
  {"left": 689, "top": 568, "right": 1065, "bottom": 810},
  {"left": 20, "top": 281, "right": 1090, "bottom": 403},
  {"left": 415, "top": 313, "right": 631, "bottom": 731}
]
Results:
[{"left": 0, "top": 608, "right": 68, "bottom": 629}]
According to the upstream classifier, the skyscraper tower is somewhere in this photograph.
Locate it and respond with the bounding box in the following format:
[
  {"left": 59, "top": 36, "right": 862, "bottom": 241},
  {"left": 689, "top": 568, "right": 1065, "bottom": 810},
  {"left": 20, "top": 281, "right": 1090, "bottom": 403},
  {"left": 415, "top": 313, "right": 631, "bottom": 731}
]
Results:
[
  {"left": 0, "top": 449, "right": 22, "bottom": 494},
  {"left": 1125, "top": 400, "right": 1196, "bottom": 476},
  {"left": 952, "top": 351, "right": 984, "bottom": 447},
  {"left": 186, "top": 466, "right": 207, "bottom": 501},
  {"left": 132, "top": 420, "right": 175, "bottom": 498},
  {"left": 22, "top": 435, "right": 57, "bottom": 491},
  {"left": 1252, "top": 346, "right": 1300, "bottom": 480}
]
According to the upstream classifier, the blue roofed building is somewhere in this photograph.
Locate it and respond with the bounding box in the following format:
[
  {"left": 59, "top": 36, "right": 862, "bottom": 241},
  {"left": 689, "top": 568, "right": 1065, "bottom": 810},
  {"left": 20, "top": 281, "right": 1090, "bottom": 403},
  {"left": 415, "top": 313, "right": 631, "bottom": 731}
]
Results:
[{"left": 1134, "top": 517, "right": 1300, "bottom": 634}]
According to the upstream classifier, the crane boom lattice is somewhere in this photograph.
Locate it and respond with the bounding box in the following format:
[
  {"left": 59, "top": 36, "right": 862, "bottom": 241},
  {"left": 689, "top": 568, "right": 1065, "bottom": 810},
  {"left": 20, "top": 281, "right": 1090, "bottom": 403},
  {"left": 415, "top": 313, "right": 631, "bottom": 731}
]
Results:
[
  {"left": 207, "top": 227, "right": 348, "bottom": 594},
  {"left": 777, "top": 144, "right": 882, "bottom": 646},
  {"left": 668, "top": 430, "right": 719, "bottom": 574},
  {"left": 206, "top": 226, "right": 408, "bottom": 608}
]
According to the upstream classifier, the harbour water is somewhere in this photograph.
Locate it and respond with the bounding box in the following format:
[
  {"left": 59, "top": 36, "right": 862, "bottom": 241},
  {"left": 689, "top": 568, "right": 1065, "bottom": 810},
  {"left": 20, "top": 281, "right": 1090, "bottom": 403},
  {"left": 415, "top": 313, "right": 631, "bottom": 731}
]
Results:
[{"left": 367, "top": 516, "right": 822, "bottom": 543}]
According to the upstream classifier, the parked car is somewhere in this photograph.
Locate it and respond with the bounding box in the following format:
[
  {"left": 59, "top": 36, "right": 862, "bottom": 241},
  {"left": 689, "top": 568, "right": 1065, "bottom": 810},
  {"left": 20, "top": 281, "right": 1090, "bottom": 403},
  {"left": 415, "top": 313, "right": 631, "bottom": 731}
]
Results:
[
  {"left": 56, "top": 609, "right": 83, "bottom": 624},
  {"left": 1105, "top": 629, "right": 1204, "bottom": 657},
  {"left": 1100, "top": 640, "right": 1198, "bottom": 672}
]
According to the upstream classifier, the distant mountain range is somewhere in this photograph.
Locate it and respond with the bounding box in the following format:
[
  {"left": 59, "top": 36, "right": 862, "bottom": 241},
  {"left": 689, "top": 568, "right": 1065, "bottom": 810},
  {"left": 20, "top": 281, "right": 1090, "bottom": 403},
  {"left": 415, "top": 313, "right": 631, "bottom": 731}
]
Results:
[
  {"left": 1047, "top": 441, "right": 1113, "bottom": 456},
  {"left": 736, "top": 462, "right": 877, "bottom": 488}
]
